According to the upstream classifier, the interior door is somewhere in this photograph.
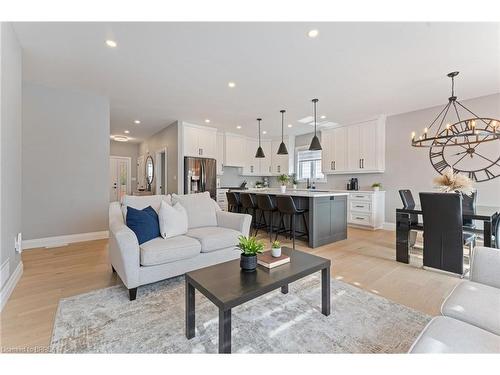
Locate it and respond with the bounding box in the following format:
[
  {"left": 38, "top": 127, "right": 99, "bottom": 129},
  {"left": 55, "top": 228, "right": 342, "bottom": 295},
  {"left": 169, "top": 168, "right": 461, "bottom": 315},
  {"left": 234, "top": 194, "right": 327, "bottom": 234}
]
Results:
[{"left": 110, "top": 156, "right": 131, "bottom": 202}]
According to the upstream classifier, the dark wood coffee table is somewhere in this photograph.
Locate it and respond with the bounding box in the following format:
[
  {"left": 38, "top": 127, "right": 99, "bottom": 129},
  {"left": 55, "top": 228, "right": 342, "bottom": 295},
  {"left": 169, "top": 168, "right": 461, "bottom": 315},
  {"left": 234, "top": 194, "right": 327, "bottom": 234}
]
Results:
[{"left": 185, "top": 247, "right": 331, "bottom": 353}]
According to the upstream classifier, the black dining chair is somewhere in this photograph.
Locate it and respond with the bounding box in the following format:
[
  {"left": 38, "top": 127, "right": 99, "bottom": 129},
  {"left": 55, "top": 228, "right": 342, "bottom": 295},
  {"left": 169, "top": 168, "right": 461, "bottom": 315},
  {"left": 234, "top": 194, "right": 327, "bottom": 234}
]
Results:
[
  {"left": 240, "top": 193, "right": 258, "bottom": 234},
  {"left": 398, "top": 189, "right": 423, "bottom": 248},
  {"left": 462, "top": 191, "right": 477, "bottom": 230},
  {"left": 255, "top": 194, "right": 278, "bottom": 241},
  {"left": 419, "top": 192, "right": 476, "bottom": 276}
]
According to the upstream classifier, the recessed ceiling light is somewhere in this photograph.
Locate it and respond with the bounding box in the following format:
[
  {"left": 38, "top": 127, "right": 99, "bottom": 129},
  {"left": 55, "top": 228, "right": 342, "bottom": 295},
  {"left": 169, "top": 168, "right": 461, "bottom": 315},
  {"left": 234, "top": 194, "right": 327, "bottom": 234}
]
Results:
[
  {"left": 205, "top": 119, "right": 211, "bottom": 123},
  {"left": 228, "top": 81, "right": 236, "bottom": 88},
  {"left": 105, "top": 40, "right": 117, "bottom": 48},
  {"left": 308, "top": 29, "right": 319, "bottom": 38},
  {"left": 124, "top": 130, "right": 130, "bottom": 134},
  {"left": 236, "top": 125, "right": 242, "bottom": 129},
  {"left": 320, "top": 115, "right": 326, "bottom": 119},
  {"left": 134, "top": 120, "right": 141, "bottom": 124},
  {"left": 288, "top": 124, "right": 293, "bottom": 128},
  {"left": 113, "top": 135, "right": 128, "bottom": 142},
  {"left": 262, "top": 131, "right": 267, "bottom": 135}
]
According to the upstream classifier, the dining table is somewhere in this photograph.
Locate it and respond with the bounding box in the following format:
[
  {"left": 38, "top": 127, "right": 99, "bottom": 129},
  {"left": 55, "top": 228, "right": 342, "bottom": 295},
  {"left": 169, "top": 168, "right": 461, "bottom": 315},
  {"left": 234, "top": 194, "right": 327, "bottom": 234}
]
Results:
[{"left": 396, "top": 204, "right": 500, "bottom": 264}]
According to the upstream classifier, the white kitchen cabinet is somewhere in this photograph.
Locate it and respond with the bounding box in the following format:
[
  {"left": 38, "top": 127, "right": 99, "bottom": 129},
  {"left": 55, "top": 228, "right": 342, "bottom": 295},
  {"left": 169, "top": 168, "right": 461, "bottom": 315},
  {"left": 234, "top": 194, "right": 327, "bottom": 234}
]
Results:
[
  {"left": 225, "top": 133, "right": 246, "bottom": 167},
  {"left": 323, "top": 116, "right": 385, "bottom": 174},
  {"left": 322, "top": 127, "right": 347, "bottom": 173},
  {"left": 242, "top": 138, "right": 259, "bottom": 175},
  {"left": 260, "top": 139, "right": 272, "bottom": 176},
  {"left": 216, "top": 132, "right": 225, "bottom": 175},
  {"left": 347, "top": 191, "right": 385, "bottom": 229},
  {"left": 271, "top": 139, "right": 289, "bottom": 175},
  {"left": 182, "top": 122, "right": 217, "bottom": 159}
]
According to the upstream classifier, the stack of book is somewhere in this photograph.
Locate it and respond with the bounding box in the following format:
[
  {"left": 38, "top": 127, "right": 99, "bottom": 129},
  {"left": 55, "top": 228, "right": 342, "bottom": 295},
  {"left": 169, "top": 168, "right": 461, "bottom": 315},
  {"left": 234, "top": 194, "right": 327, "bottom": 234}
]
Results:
[{"left": 257, "top": 251, "right": 290, "bottom": 269}]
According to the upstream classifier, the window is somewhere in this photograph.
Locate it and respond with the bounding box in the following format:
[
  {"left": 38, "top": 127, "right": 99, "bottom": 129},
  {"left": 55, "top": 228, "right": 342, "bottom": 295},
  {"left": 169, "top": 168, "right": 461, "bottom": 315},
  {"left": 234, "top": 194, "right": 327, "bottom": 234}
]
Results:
[{"left": 296, "top": 146, "right": 325, "bottom": 181}]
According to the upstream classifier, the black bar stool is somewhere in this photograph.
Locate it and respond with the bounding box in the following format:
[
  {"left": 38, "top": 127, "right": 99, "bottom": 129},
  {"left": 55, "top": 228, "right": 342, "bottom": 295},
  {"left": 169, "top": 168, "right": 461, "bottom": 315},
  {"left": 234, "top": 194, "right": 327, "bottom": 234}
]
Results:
[
  {"left": 275, "top": 195, "right": 309, "bottom": 249},
  {"left": 255, "top": 194, "right": 278, "bottom": 242},
  {"left": 226, "top": 191, "right": 241, "bottom": 213},
  {"left": 240, "top": 193, "right": 258, "bottom": 234}
]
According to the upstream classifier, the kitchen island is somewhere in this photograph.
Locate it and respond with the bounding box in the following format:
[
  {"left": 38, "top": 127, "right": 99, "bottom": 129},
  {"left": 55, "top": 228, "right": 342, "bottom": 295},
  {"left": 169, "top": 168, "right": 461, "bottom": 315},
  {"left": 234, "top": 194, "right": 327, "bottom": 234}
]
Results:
[{"left": 229, "top": 188, "right": 349, "bottom": 248}]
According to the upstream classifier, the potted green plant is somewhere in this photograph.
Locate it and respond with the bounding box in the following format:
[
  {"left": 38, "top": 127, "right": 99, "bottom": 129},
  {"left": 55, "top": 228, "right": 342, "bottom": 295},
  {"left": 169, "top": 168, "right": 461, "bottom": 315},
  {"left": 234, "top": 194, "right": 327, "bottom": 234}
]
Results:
[
  {"left": 271, "top": 240, "right": 282, "bottom": 257},
  {"left": 371, "top": 182, "right": 382, "bottom": 192},
  {"left": 290, "top": 173, "right": 298, "bottom": 189},
  {"left": 237, "top": 235, "right": 265, "bottom": 272},
  {"left": 277, "top": 174, "right": 290, "bottom": 193}
]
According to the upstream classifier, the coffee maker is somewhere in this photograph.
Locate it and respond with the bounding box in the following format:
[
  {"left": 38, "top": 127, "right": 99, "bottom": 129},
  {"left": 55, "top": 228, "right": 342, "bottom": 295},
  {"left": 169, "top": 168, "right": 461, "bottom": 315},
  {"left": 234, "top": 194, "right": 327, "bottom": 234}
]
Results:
[{"left": 347, "top": 178, "right": 359, "bottom": 191}]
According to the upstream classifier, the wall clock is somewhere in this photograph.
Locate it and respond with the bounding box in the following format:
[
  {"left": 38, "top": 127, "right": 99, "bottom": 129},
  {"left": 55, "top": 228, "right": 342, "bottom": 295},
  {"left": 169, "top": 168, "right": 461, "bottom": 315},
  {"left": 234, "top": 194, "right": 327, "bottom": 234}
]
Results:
[{"left": 429, "top": 118, "right": 500, "bottom": 182}]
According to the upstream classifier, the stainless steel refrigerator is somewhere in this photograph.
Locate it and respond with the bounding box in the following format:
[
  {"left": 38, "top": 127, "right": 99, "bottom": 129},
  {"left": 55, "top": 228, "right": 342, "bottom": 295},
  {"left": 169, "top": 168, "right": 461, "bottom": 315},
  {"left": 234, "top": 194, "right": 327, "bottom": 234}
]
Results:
[{"left": 184, "top": 157, "right": 217, "bottom": 199}]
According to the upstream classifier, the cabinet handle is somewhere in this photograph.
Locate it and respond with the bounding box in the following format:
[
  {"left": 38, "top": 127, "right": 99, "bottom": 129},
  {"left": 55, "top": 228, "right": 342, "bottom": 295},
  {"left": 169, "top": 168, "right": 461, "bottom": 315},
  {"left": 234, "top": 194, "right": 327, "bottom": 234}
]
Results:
[
  {"left": 359, "top": 159, "right": 361, "bottom": 168},
  {"left": 361, "top": 158, "right": 364, "bottom": 168},
  {"left": 277, "top": 165, "right": 280, "bottom": 173},
  {"left": 331, "top": 161, "right": 334, "bottom": 170},
  {"left": 269, "top": 166, "right": 271, "bottom": 172},
  {"left": 355, "top": 195, "right": 364, "bottom": 198},
  {"left": 355, "top": 205, "right": 364, "bottom": 208},
  {"left": 356, "top": 217, "right": 365, "bottom": 220},
  {"left": 334, "top": 161, "right": 336, "bottom": 170}
]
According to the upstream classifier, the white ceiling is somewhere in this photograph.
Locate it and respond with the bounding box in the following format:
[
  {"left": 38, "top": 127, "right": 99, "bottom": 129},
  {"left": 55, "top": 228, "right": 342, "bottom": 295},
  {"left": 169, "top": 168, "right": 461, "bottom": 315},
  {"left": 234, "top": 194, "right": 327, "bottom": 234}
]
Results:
[{"left": 13, "top": 22, "right": 500, "bottom": 142}]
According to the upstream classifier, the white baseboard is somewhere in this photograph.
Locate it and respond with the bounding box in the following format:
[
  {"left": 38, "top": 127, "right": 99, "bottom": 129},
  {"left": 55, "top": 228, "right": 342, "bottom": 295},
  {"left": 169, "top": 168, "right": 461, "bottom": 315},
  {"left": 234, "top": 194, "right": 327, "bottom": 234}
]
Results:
[
  {"left": 22, "top": 230, "right": 109, "bottom": 250},
  {"left": 382, "top": 222, "right": 396, "bottom": 231},
  {"left": 0, "top": 261, "right": 23, "bottom": 311}
]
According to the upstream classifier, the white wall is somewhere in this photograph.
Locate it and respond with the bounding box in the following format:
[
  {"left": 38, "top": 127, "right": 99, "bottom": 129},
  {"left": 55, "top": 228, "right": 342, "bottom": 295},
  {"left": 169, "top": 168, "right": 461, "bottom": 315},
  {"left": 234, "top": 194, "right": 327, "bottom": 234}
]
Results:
[
  {"left": 294, "top": 93, "right": 500, "bottom": 223},
  {"left": 22, "top": 83, "right": 110, "bottom": 240},
  {"left": 139, "top": 121, "right": 180, "bottom": 194},
  {"left": 0, "top": 23, "right": 23, "bottom": 302}
]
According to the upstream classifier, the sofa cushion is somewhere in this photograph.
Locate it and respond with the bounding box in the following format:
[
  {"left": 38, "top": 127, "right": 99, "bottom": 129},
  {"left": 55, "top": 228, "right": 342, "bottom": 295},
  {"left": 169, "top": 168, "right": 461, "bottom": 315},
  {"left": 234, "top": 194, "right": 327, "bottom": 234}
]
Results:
[
  {"left": 409, "top": 316, "right": 500, "bottom": 353},
  {"left": 158, "top": 201, "right": 188, "bottom": 239},
  {"left": 126, "top": 206, "right": 161, "bottom": 245},
  {"left": 186, "top": 226, "right": 241, "bottom": 253},
  {"left": 140, "top": 236, "right": 201, "bottom": 266},
  {"left": 441, "top": 281, "right": 500, "bottom": 335},
  {"left": 172, "top": 192, "right": 218, "bottom": 229},
  {"left": 123, "top": 194, "right": 171, "bottom": 212}
]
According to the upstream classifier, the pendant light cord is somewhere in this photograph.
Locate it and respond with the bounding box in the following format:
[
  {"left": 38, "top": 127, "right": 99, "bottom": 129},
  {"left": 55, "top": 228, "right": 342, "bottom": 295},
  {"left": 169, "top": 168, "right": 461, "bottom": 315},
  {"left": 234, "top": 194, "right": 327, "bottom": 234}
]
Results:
[{"left": 281, "top": 110, "right": 285, "bottom": 141}]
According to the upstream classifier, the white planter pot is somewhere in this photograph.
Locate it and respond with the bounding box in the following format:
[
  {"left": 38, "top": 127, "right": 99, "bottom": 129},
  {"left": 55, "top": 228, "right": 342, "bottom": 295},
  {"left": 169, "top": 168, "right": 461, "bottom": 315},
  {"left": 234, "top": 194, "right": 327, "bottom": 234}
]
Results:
[
  {"left": 373, "top": 186, "right": 380, "bottom": 191},
  {"left": 271, "top": 247, "right": 282, "bottom": 257},
  {"left": 280, "top": 185, "right": 287, "bottom": 193}
]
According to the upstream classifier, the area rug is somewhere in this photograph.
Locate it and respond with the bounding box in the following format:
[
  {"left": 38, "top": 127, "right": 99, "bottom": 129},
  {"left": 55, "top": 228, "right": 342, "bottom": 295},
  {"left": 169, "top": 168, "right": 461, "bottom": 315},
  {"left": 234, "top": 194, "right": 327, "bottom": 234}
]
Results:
[{"left": 50, "top": 275, "right": 430, "bottom": 353}]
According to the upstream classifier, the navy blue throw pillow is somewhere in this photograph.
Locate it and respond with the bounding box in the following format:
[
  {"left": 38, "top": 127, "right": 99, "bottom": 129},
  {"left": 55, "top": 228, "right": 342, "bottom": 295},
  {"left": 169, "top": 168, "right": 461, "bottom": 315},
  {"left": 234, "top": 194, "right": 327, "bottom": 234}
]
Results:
[{"left": 126, "top": 206, "right": 160, "bottom": 245}]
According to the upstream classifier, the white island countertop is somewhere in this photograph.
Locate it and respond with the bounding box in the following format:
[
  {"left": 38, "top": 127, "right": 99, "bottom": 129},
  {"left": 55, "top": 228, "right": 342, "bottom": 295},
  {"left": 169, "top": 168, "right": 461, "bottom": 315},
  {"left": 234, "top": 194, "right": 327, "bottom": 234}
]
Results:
[{"left": 232, "top": 187, "right": 350, "bottom": 198}]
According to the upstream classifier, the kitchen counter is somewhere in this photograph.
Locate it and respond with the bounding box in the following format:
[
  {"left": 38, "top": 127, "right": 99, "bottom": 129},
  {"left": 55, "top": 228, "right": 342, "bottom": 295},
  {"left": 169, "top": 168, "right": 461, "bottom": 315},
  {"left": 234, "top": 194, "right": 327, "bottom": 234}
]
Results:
[
  {"left": 243, "top": 187, "right": 349, "bottom": 198},
  {"left": 229, "top": 188, "right": 348, "bottom": 248}
]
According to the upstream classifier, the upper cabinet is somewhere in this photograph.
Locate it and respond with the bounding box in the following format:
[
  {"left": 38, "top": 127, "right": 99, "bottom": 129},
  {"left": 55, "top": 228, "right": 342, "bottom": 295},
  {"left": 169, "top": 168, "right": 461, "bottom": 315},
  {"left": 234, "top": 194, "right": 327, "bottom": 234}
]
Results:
[
  {"left": 271, "top": 139, "right": 290, "bottom": 175},
  {"left": 225, "top": 133, "right": 246, "bottom": 167},
  {"left": 183, "top": 123, "right": 217, "bottom": 159},
  {"left": 322, "top": 116, "right": 385, "bottom": 174}
]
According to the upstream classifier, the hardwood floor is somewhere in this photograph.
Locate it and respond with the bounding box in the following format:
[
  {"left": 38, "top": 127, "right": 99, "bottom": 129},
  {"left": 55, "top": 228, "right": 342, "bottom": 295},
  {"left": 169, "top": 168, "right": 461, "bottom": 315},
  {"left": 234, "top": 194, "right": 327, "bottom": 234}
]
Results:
[{"left": 0, "top": 228, "right": 461, "bottom": 351}]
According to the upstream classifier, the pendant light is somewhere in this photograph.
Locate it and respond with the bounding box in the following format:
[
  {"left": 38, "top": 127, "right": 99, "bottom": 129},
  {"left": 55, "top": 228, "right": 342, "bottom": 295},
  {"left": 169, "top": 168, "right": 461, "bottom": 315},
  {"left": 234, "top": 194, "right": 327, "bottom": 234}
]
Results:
[
  {"left": 255, "top": 118, "right": 265, "bottom": 158},
  {"left": 309, "top": 98, "right": 322, "bottom": 150},
  {"left": 277, "top": 110, "right": 289, "bottom": 155}
]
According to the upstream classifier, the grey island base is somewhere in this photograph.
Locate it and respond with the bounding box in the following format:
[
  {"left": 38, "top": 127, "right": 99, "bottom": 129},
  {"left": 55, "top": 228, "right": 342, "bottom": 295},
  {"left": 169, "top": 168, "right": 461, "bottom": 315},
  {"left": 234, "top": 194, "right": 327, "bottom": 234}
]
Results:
[{"left": 230, "top": 189, "right": 348, "bottom": 248}]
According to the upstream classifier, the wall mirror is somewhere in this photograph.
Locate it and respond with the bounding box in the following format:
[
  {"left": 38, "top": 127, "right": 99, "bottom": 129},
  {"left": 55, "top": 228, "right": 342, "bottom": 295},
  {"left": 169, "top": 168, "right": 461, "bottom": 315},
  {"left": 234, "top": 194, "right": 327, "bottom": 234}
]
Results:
[{"left": 145, "top": 155, "right": 154, "bottom": 191}]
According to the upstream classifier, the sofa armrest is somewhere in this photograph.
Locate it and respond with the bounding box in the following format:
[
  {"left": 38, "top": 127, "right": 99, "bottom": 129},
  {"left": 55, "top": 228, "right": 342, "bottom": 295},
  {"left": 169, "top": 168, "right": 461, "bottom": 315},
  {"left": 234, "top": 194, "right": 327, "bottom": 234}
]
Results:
[
  {"left": 109, "top": 203, "right": 140, "bottom": 289},
  {"left": 216, "top": 211, "right": 252, "bottom": 237},
  {"left": 470, "top": 246, "right": 500, "bottom": 289}
]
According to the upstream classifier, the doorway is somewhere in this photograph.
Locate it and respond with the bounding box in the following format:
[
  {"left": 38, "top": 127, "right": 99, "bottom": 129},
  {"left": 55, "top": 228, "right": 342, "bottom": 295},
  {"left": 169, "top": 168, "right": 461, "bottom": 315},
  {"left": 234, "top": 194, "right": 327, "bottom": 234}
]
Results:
[
  {"left": 110, "top": 156, "right": 131, "bottom": 202},
  {"left": 155, "top": 147, "right": 168, "bottom": 194}
]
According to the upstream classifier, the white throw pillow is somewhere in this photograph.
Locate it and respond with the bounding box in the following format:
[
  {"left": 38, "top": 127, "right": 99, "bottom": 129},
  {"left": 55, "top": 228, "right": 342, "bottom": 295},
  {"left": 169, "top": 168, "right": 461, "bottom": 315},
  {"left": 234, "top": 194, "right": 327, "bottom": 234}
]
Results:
[
  {"left": 171, "top": 192, "right": 218, "bottom": 229},
  {"left": 158, "top": 201, "right": 188, "bottom": 239}
]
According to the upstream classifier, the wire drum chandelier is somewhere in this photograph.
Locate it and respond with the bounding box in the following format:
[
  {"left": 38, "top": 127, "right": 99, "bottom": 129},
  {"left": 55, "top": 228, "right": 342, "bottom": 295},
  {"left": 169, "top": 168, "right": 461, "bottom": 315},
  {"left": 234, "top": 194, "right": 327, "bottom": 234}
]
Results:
[{"left": 411, "top": 72, "right": 500, "bottom": 182}]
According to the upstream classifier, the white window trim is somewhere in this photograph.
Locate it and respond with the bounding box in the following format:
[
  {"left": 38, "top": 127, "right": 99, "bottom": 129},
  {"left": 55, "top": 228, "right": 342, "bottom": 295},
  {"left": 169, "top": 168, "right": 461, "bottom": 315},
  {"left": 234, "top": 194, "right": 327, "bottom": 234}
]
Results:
[{"left": 294, "top": 145, "right": 327, "bottom": 183}]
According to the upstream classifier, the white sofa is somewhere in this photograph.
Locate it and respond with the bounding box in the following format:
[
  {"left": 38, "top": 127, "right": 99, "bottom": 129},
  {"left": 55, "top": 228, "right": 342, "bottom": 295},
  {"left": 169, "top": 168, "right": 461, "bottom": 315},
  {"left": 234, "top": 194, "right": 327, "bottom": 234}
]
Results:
[
  {"left": 410, "top": 246, "right": 500, "bottom": 353},
  {"left": 109, "top": 192, "right": 251, "bottom": 300}
]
